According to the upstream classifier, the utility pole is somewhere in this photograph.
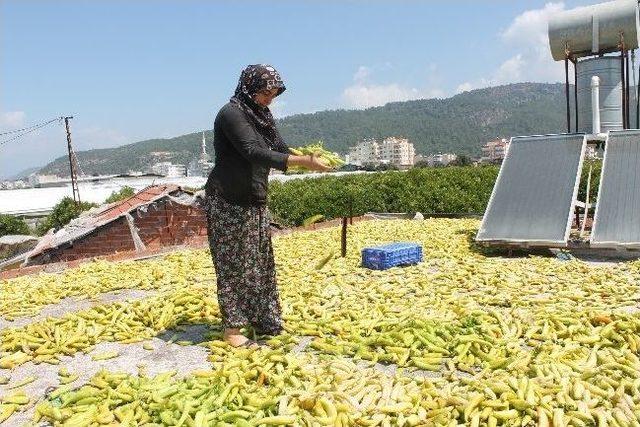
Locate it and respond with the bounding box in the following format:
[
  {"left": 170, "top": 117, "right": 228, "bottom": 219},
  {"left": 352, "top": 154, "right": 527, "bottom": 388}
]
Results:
[{"left": 63, "top": 116, "right": 81, "bottom": 206}]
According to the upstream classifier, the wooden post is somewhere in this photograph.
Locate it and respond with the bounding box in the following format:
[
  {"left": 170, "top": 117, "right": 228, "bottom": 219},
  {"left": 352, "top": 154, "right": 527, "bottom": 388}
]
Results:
[
  {"left": 63, "top": 116, "right": 81, "bottom": 206},
  {"left": 341, "top": 217, "right": 347, "bottom": 257}
]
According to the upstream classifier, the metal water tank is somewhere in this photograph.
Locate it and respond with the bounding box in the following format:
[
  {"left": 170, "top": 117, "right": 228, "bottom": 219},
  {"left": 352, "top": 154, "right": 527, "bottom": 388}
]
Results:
[
  {"left": 577, "top": 56, "right": 623, "bottom": 133},
  {"left": 549, "top": 0, "right": 639, "bottom": 61}
]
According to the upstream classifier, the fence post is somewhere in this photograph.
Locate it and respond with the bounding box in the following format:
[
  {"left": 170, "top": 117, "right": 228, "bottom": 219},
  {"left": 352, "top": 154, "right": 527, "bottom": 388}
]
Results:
[{"left": 341, "top": 217, "right": 347, "bottom": 257}]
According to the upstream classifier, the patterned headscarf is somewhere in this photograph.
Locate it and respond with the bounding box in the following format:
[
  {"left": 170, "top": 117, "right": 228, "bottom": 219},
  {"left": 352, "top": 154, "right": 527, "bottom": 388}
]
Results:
[{"left": 230, "top": 64, "right": 288, "bottom": 152}]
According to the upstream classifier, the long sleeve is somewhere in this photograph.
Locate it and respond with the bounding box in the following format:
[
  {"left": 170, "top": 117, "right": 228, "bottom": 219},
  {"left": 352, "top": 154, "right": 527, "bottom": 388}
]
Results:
[
  {"left": 273, "top": 128, "right": 291, "bottom": 155},
  {"left": 217, "top": 105, "right": 289, "bottom": 171}
]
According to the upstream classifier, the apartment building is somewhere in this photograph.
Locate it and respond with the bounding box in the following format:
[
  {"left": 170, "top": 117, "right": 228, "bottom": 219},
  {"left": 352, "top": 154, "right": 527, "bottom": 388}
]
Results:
[
  {"left": 346, "top": 139, "right": 380, "bottom": 166},
  {"left": 422, "top": 153, "right": 457, "bottom": 166},
  {"left": 347, "top": 137, "right": 415, "bottom": 167},
  {"left": 150, "top": 162, "right": 187, "bottom": 178},
  {"left": 380, "top": 137, "right": 415, "bottom": 167},
  {"left": 481, "top": 138, "right": 510, "bottom": 163}
]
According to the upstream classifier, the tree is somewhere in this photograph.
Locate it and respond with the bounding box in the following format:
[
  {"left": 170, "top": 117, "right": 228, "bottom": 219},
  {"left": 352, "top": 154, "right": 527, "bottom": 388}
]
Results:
[
  {"left": 413, "top": 160, "right": 431, "bottom": 169},
  {"left": 450, "top": 154, "right": 472, "bottom": 166},
  {"left": 105, "top": 186, "right": 135, "bottom": 204},
  {"left": 36, "top": 197, "right": 97, "bottom": 236},
  {"left": 337, "top": 164, "right": 359, "bottom": 172},
  {"left": 376, "top": 163, "right": 399, "bottom": 171},
  {"left": 0, "top": 214, "right": 30, "bottom": 237}
]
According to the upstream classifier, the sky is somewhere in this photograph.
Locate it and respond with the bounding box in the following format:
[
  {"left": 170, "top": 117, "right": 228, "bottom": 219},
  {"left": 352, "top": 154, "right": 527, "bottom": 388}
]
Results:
[{"left": 1, "top": 0, "right": 599, "bottom": 179}]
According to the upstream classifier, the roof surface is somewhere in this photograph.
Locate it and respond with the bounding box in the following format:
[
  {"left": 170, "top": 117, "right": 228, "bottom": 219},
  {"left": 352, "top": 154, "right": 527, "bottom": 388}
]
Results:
[
  {"left": 24, "top": 185, "right": 185, "bottom": 261},
  {"left": 94, "top": 184, "right": 180, "bottom": 222}
]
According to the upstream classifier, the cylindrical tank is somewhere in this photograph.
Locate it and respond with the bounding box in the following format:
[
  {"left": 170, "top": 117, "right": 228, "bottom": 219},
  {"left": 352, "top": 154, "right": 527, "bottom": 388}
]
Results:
[
  {"left": 549, "top": 0, "right": 639, "bottom": 61},
  {"left": 577, "top": 56, "right": 623, "bottom": 133}
]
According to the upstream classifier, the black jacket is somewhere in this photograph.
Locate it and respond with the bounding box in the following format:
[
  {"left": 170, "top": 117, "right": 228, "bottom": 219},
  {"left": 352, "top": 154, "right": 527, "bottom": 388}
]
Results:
[{"left": 205, "top": 102, "right": 289, "bottom": 206}]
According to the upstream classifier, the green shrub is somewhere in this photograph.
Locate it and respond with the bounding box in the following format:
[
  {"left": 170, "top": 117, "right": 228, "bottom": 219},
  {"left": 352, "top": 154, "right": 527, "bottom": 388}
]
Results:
[
  {"left": 0, "top": 214, "right": 30, "bottom": 237},
  {"left": 256, "top": 158, "right": 602, "bottom": 227},
  {"left": 268, "top": 166, "right": 499, "bottom": 226},
  {"left": 105, "top": 186, "right": 135, "bottom": 204},
  {"left": 578, "top": 159, "right": 601, "bottom": 203},
  {"left": 413, "top": 161, "right": 430, "bottom": 169},
  {"left": 36, "top": 197, "right": 97, "bottom": 236},
  {"left": 450, "top": 154, "right": 473, "bottom": 166}
]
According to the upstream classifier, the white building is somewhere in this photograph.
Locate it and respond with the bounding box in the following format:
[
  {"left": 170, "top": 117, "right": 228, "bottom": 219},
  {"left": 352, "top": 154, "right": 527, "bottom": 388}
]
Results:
[
  {"left": 346, "top": 139, "right": 380, "bottom": 166},
  {"left": 421, "top": 153, "right": 457, "bottom": 166},
  {"left": 481, "top": 138, "right": 510, "bottom": 163},
  {"left": 28, "top": 174, "right": 66, "bottom": 188},
  {"left": 0, "top": 180, "right": 29, "bottom": 190},
  {"left": 380, "top": 137, "right": 415, "bottom": 167},
  {"left": 151, "top": 162, "right": 186, "bottom": 178},
  {"left": 187, "top": 132, "right": 214, "bottom": 177},
  {"left": 14, "top": 180, "right": 28, "bottom": 189},
  {"left": 347, "top": 137, "right": 415, "bottom": 167}
]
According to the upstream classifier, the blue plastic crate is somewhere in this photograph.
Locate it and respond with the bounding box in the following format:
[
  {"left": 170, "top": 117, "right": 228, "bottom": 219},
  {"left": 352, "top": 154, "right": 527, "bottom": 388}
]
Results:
[{"left": 361, "top": 242, "right": 423, "bottom": 270}]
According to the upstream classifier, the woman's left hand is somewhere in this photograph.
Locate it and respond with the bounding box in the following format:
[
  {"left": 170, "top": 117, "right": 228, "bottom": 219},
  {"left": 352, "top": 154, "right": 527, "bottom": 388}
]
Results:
[{"left": 287, "top": 154, "right": 332, "bottom": 172}]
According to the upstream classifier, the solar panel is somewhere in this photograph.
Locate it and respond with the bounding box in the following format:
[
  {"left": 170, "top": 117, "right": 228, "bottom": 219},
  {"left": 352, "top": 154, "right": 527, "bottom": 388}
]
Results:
[
  {"left": 591, "top": 130, "right": 640, "bottom": 248},
  {"left": 476, "top": 134, "right": 587, "bottom": 245}
]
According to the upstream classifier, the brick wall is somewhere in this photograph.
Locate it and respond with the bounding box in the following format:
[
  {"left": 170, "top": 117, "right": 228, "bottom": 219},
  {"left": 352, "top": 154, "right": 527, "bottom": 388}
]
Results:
[
  {"left": 21, "top": 196, "right": 369, "bottom": 270},
  {"left": 27, "top": 199, "right": 209, "bottom": 266},
  {"left": 28, "top": 217, "right": 136, "bottom": 265},
  {"left": 135, "top": 199, "right": 208, "bottom": 248}
]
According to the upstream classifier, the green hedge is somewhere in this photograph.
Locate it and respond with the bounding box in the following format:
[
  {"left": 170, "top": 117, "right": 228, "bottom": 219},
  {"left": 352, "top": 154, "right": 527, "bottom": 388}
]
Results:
[
  {"left": 578, "top": 159, "right": 601, "bottom": 203},
  {"left": 0, "top": 214, "right": 30, "bottom": 237},
  {"left": 268, "top": 166, "right": 500, "bottom": 226},
  {"left": 36, "top": 197, "right": 97, "bottom": 236},
  {"left": 105, "top": 186, "right": 135, "bottom": 204}
]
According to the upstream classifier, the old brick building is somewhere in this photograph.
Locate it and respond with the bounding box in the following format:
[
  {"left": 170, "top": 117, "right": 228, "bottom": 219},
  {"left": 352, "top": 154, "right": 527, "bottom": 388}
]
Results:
[{"left": 23, "top": 185, "right": 208, "bottom": 266}]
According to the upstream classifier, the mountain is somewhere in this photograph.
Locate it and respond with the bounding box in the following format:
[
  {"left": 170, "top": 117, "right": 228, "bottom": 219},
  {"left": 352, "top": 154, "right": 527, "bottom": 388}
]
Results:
[
  {"left": 4, "top": 166, "right": 41, "bottom": 181},
  {"left": 37, "top": 83, "right": 569, "bottom": 176},
  {"left": 37, "top": 132, "right": 216, "bottom": 177}
]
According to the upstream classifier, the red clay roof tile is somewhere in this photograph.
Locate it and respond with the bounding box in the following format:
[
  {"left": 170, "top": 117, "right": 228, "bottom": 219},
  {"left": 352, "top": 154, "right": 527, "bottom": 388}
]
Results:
[{"left": 94, "top": 184, "right": 180, "bottom": 222}]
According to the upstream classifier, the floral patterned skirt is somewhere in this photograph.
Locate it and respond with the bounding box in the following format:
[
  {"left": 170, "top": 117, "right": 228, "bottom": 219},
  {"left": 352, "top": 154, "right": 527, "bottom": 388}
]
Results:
[{"left": 203, "top": 191, "right": 283, "bottom": 335}]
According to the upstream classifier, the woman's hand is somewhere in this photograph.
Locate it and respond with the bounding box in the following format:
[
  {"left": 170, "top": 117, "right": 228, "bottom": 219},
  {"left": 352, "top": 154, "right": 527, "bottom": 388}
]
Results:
[{"left": 287, "top": 154, "right": 332, "bottom": 172}]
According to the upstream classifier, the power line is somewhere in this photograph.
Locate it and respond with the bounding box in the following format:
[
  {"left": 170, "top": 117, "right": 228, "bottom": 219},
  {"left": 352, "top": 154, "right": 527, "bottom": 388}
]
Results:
[
  {"left": 0, "top": 117, "right": 59, "bottom": 136},
  {"left": 0, "top": 118, "right": 60, "bottom": 146},
  {"left": 0, "top": 118, "right": 60, "bottom": 147}
]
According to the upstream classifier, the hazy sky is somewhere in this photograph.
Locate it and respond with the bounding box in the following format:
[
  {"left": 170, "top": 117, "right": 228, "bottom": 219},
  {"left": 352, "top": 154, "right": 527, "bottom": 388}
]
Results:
[{"left": 1, "top": 0, "right": 597, "bottom": 178}]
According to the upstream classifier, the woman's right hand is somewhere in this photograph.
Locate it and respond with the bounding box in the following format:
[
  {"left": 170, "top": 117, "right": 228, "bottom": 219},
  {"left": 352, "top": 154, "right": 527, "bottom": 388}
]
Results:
[{"left": 287, "top": 154, "right": 332, "bottom": 172}]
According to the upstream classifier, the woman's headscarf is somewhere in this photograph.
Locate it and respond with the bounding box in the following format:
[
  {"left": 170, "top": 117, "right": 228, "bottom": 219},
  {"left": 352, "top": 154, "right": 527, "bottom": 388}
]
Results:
[{"left": 230, "top": 64, "right": 288, "bottom": 152}]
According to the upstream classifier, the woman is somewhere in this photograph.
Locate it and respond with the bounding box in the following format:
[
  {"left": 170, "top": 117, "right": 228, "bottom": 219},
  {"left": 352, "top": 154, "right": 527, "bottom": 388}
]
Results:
[{"left": 204, "top": 64, "right": 330, "bottom": 347}]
